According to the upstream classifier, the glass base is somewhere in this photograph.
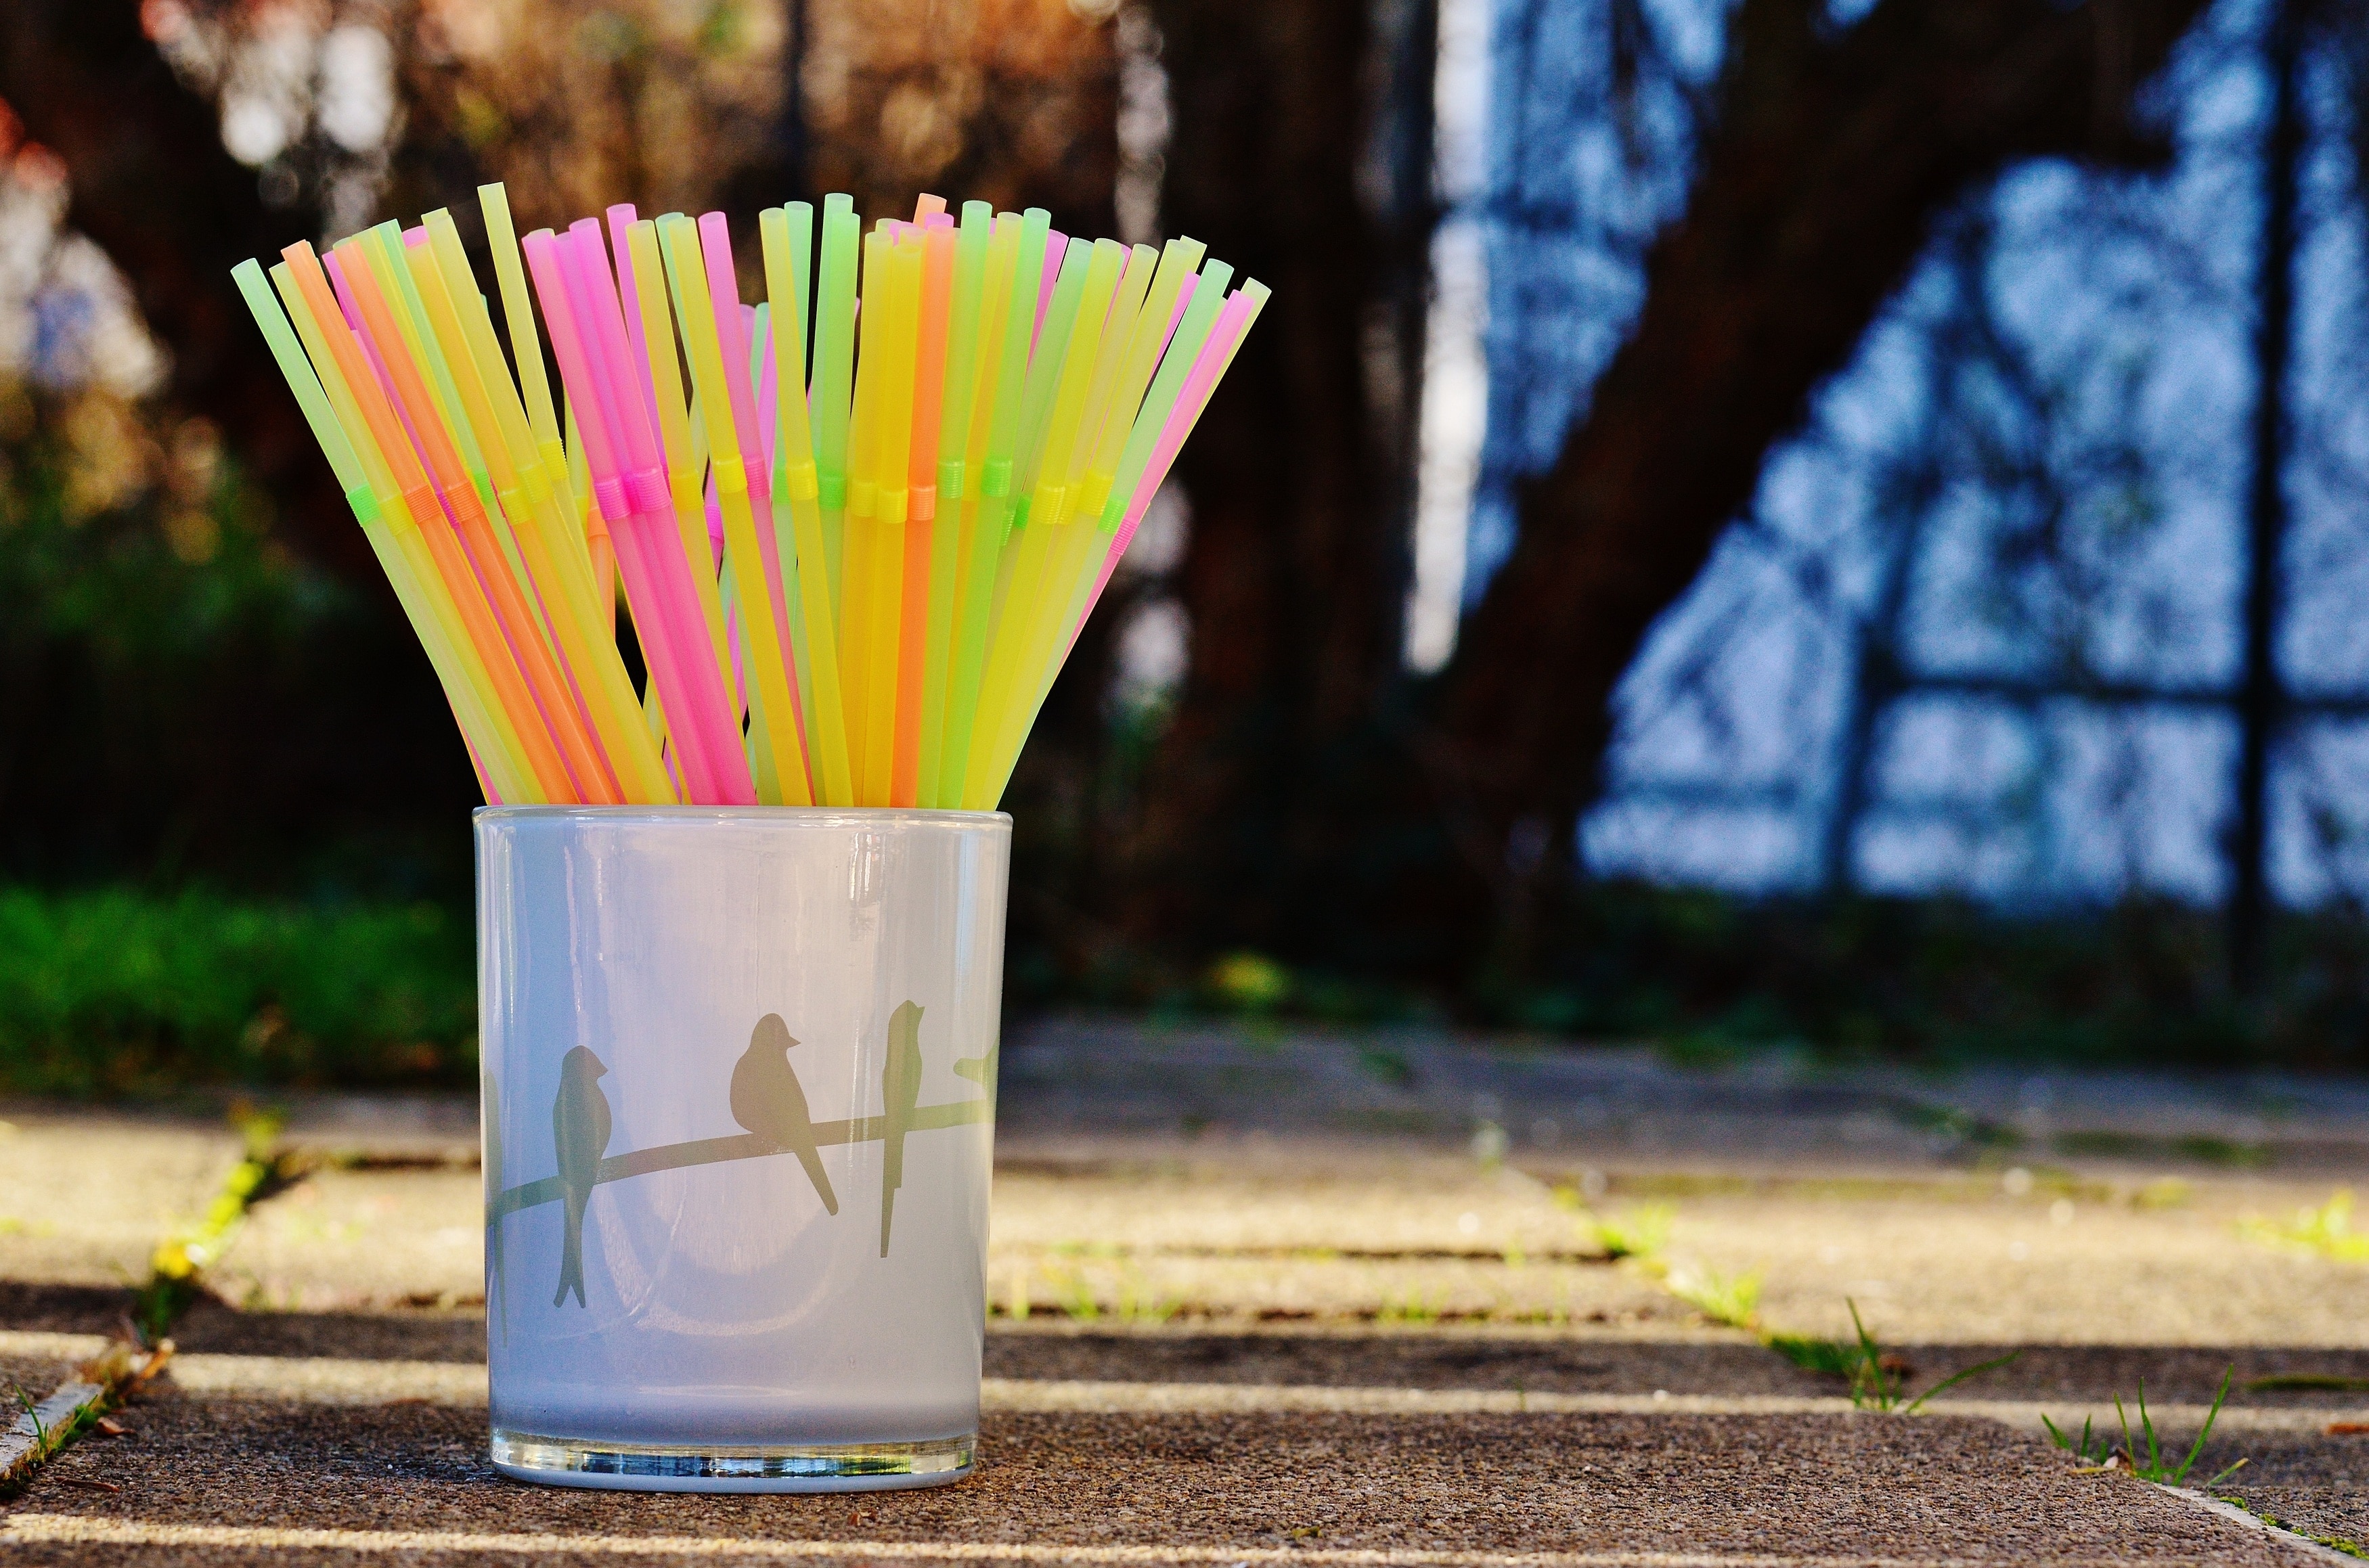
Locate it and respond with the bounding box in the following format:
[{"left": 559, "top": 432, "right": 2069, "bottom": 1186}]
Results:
[{"left": 489, "top": 1428, "right": 976, "bottom": 1493}]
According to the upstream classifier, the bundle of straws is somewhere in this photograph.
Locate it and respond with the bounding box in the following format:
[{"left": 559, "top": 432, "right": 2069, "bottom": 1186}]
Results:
[{"left": 233, "top": 187, "right": 1264, "bottom": 809}]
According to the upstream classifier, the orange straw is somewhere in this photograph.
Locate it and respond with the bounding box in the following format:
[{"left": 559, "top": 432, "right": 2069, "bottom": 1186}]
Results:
[
  {"left": 280, "top": 242, "right": 577, "bottom": 803},
  {"left": 333, "top": 240, "right": 621, "bottom": 802}
]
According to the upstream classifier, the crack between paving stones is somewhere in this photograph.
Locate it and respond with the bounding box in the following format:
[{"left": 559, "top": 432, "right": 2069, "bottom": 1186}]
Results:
[
  {"left": 3, "top": 1106, "right": 305, "bottom": 1500},
  {"left": 2152, "top": 1483, "right": 2365, "bottom": 1565}
]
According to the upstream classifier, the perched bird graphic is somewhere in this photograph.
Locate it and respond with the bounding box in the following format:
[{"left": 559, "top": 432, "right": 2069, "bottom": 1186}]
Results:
[
  {"left": 731, "top": 1014, "right": 838, "bottom": 1213},
  {"left": 877, "top": 1002, "right": 925, "bottom": 1257},
  {"left": 551, "top": 1046, "right": 613, "bottom": 1308}
]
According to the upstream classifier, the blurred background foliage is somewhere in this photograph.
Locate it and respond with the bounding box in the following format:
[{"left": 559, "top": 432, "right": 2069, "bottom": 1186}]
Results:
[{"left": 1, "top": 0, "right": 2368, "bottom": 1095}]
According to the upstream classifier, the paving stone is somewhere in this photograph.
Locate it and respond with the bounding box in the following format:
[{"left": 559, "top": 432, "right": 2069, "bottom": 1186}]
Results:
[
  {"left": 1, "top": 1388, "right": 2333, "bottom": 1566},
  {"left": 211, "top": 1167, "right": 483, "bottom": 1312},
  {"left": 0, "top": 1110, "right": 241, "bottom": 1291},
  {"left": 1668, "top": 1189, "right": 2369, "bottom": 1348}
]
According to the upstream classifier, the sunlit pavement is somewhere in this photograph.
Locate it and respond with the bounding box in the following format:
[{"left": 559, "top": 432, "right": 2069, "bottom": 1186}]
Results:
[{"left": 2, "top": 1016, "right": 2364, "bottom": 1563}]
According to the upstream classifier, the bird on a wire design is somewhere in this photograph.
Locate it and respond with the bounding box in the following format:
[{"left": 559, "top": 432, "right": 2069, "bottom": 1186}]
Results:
[
  {"left": 518, "top": 1005, "right": 996, "bottom": 1309},
  {"left": 732, "top": 1014, "right": 839, "bottom": 1214}
]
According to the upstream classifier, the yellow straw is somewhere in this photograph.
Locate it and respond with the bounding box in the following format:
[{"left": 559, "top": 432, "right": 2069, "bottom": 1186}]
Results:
[
  {"left": 962, "top": 238, "right": 1116, "bottom": 804},
  {"left": 862, "top": 229, "right": 923, "bottom": 807},
  {"left": 840, "top": 227, "right": 891, "bottom": 801},
  {"left": 760, "top": 205, "right": 856, "bottom": 805},
  {"left": 985, "top": 241, "right": 1173, "bottom": 782},
  {"left": 656, "top": 214, "right": 815, "bottom": 805},
  {"left": 236, "top": 258, "right": 518, "bottom": 803},
  {"left": 267, "top": 261, "right": 539, "bottom": 802},
  {"left": 405, "top": 218, "right": 675, "bottom": 804}
]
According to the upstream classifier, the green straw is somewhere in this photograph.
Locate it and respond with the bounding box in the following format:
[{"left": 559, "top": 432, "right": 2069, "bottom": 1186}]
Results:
[
  {"left": 1099, "top": 257, "right": 1235, "bottom": 534},
  {"left": 914, "top": 203, "right": 992, "bottom": 807},
  {"left": 811, "top": 196, "right": 860, "bottom": 617},
  {"left": 785, "top": 201, "right": 814, "bottom": 384},
  {"left": 938, "top": 208, "right": 1048, "bottom": 807}
]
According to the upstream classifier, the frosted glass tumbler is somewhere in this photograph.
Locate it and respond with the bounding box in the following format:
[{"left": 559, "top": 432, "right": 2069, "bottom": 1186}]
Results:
[{"left": 475, "top": 806, "right": 1009, "bottom": 1492}]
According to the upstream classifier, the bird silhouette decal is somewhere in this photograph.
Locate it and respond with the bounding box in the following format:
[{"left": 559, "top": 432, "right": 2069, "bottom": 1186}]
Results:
[
  {"left": 730, "top": 1014, "right": 839, "bottom": 1214},
  {"left": 551, "top": 1046, "right": 613, "bottom": 1308},
  {"left": 878, "top": 1002, "right": 925, "bottom": 1257}
]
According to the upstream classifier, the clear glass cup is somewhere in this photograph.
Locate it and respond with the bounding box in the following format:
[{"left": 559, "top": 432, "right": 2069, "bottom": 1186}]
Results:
[{"left": 475, "top": 806, "right": 1009, "bottom": 1492}]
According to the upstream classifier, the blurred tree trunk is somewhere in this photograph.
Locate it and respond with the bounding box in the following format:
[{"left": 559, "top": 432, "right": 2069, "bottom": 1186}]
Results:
[
  {"left": 0, "top": 0, "right": 357, "bottom": 576},
  {"left": 1111, "top": 0, "right": 1415, "bottom": 968},
  {"left": 1434, "top": 0, "right": 2213, "bottom": 970}
]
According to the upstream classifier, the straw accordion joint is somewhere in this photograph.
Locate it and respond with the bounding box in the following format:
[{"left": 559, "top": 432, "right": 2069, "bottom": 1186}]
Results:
[{"left": 234, "top": 191, "right": 1266, "bottom": 810}]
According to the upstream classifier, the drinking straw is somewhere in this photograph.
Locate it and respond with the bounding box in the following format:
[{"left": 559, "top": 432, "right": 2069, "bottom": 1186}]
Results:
[
  {"left": 893, "top": 217, "right": 956, "bottom": 807},
  {"left": 696, "top": 214, "right": 803, "bottom": 730},
  {"left": 295, "top": 240, "right": 581, "bottom": 804},
  {"left": 991, "top": 280, "right": 1269, "bottom": 802},
  {"left": 527, "top": 225, "right": 753, "bottom": 805},
  {"left": 915, "top": 201, "right": 990, "bottom": 807},
  {"left": 860, "top": 227, "right": 923, "bottom": 807},
  {"left": 234, "top": 258, "right": 524, "bottom": 803},
  {"left": 1033, "top": 233, "right": 1065, "bottom": 352},
  {"left": 343, "top": 227, "right": 546, "bottom": 658},
  {"left": 783, "top": 202, "right": 814, "bottom": 380},
  {"left": 333, "top": 230, "right": 621, "bottom": 803},
  {"left": 936, "top": 208, "right": 1044, "bottom": 808},
  {"left": 561, "top": 401, "right": 613, "bottom": 619},
  {"left": 968, "top": 241, "right": 1159, "bottom": 788},
  {"left": 550, "top": 220, "right": 732, "bottom": 801},
  {"left": 409, "top": 212, "right": 674, "bottom": 803},
  {"left": 958, "top": 236, "right": 1107, "bottom": 806},
  {"left": 991, "top": 238, "right": 1199, "bottom": 738},
  {"left": 658, "top": 212, "right": 814, "bottom": 805},
  {"left": 839, "top": 226, "right": 891, "bottom": 801},
  {"left": 483, "top": 188, "right": 607, "bottom": 639},
  {"left": 265, "top": 259, "right": 538, "bottom": 806},
  {"left": 759, "top": 205, "right": 855, "bottom": 805},
  {"left": 618, "top": 220, "right": 741, "bottom": 731},
  {"left": 562, "top": 219, "right": 751, "bottom": 805},
  {"left": 811, "top": 195, "right": 860, "bottom": 610}
]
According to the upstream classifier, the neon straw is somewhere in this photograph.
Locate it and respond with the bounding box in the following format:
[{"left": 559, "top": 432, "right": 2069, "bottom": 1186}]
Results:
[
  {"left": 267, "top": 258, "right": 537, "bottom": 805},
  {"left": 337, "top": 231, "right": 617, "bottom": 803},
  {"left": 623, "top": 219, "right": 740, "bottom": 726},
  {"left": 916, "top": 202, "right": 990, "bottom": 807},
  {"left": 862, "top": 228, "right": 923, "bottom": 807},
  {"left": 1048, "top": 281, "right": 1268, "bottom": 719},
  {"left": 937, "top": 208, "right": 1043, "bottom": 807},
  {"left": 235, "top": 258, "right": 519, "bottom": 801},
  {"left": 961, "top": 236, "right": 1102, "bottom": 805},
  {"left": 761, "top": 205, "right": 855, "bottom": 805},
  {"left": 562, "top": 219, "right": 750, "bottom": 803},
  {"left": 976, "top": 242, "right": 1157, "bottom": 786},
  {"left": 893, "top": 219, "right": 954, "bottom": 806},
  {"left": 839, "top": 225, "right": 892, "bottom": 799},
  {"left": 407, "top": 217, "right": 671, "bottom": 803},
  {"left": 527, "top": 225, "right": 749, "bottom": 804},
  {"left": 315, "top": 240, "right": 585, "bottom": 803},
  {"left": 1032, "top": 231, "right": 1065, "bottom": 353},
  {"left": 661, "top": 212, "right": 814, "bottom": 805},
  {"left": 811, "top": 196, "right": 860, "bottom": 606},
  {"left": 784, "top": 202, "right": 814, "bottom": 382}
]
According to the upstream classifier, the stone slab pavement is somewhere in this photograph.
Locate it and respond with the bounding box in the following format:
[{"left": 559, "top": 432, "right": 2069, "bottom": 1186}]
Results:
[{"left": 2, "top": 1018, "right": 2366, "bottom": 1563}]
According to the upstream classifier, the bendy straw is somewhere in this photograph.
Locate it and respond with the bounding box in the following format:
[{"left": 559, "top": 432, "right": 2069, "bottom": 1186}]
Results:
[{"left": 236, "top": 185, "right": 1261, "bottom": 807}]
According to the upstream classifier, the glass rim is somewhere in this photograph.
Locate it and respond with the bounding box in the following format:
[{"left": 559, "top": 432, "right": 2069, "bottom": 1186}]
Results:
[{"left": 473, "top": 805, "right": 1011, "bottom": 830}]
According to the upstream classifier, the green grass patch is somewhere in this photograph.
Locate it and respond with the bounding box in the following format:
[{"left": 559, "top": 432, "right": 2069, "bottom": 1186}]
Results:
[{"left": 0, "top": 886, "right": 473, "bottom": 1096}]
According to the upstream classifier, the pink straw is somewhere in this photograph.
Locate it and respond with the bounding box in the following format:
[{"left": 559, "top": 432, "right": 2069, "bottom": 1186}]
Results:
[
  {"left": 525, "top": 225, "right": 748, "bottom": 804},
  {"left": 561, "top": 224, "right": 755, "bottom": 803}
]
